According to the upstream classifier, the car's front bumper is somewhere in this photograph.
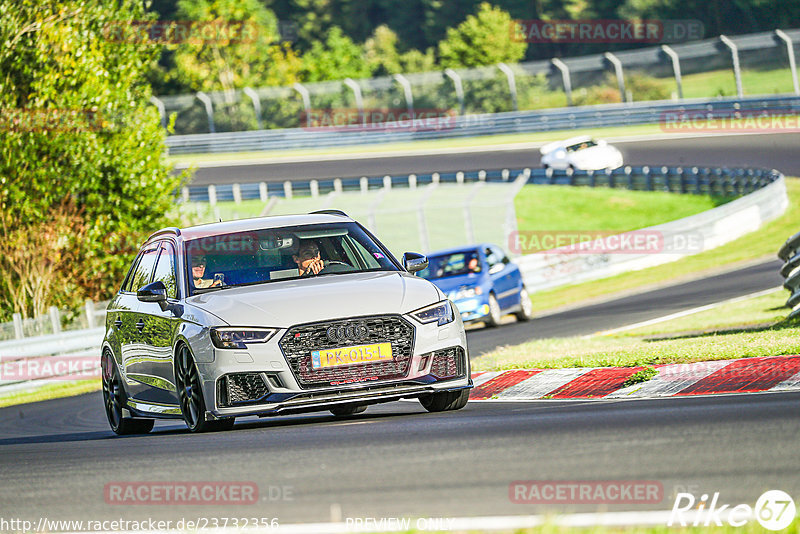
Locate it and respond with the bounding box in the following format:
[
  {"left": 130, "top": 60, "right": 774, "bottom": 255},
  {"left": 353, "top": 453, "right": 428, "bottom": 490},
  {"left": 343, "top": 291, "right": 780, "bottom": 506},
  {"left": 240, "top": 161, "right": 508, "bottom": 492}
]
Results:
[{"left": 195, "top": 314, "right": 470, "bottom": 419}]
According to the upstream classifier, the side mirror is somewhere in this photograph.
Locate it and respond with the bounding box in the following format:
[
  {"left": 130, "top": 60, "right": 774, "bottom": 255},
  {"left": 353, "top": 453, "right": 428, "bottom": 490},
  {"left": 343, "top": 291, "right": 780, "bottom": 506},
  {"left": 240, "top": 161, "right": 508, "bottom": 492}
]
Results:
[
  {"left": 489, "top": 263, "right": 505, "bottom": 275},
  {"left": 137, "top": 281, "right": 167, "bottom": 304},
  {"left": 402, "top": 252, "right": 428, "bottom": 273}
]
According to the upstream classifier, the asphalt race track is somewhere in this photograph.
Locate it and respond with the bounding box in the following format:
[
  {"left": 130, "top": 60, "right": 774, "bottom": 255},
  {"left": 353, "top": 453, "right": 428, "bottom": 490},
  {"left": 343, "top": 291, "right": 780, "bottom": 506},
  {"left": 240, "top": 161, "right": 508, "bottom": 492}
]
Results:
[
  {"left": 467, "top": 258, "right": 785, "bottom": 357},
  {"left": 2, "top": 133, "right": 797, "bottom": 530},
  {"left": 1, "top": 391, "right": 798, "bottom": 525},
  {"left": 188, "top": 132, "right": 800, "bottom": 185}
]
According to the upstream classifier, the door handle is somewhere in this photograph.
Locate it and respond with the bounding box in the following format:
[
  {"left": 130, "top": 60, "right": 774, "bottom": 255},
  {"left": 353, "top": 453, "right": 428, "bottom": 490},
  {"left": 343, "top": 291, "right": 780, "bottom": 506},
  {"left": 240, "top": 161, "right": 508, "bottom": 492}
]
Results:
[
  {"left": 113, "top": 317, "right": 122, "bottom": 329},
  {"left": 136, "top": 319, "right": 144, "bottom": 332}
]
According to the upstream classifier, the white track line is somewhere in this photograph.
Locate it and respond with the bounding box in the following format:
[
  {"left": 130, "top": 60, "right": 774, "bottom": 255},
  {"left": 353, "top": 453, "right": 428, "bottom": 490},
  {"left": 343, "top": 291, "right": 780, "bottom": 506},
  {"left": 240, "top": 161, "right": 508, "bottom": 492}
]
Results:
[{"left": 593, "top": 286, "right": 782, "bottom": 337}]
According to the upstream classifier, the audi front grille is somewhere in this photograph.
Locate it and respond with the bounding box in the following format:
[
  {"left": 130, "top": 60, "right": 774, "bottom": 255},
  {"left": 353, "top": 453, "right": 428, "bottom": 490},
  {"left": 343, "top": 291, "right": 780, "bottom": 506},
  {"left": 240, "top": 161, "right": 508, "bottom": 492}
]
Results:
[{"left": 278, "top": 315, "right": 415, "bottom": 390}]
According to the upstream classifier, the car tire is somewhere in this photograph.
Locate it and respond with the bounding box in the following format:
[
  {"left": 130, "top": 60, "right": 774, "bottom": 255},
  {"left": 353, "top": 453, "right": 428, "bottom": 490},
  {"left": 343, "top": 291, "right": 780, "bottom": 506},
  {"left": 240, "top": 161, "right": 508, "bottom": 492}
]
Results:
[
  {"left": 513, "top": 287, "right": 533, "bottom": 322},
  {"left": 175, "top": 344, "right": 235, "bottom": 433},
  {"left": 485, "top": 293, "right": 502, "bottom": 327},
  {"left": 330, "top": 404, "right": 367, "bottom": 416},
  {"left": 102, "top": 351, "right": 155, "bottom": 436},
  {"left": 419, "top": 389, "right": 470, "bottom": 412}
]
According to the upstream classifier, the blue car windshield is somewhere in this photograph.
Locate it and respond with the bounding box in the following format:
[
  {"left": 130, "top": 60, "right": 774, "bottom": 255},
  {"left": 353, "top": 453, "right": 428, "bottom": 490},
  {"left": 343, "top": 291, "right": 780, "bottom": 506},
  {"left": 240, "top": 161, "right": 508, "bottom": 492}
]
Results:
[{"left": 418, "top": 251, "right": 481, "bottom": 280}]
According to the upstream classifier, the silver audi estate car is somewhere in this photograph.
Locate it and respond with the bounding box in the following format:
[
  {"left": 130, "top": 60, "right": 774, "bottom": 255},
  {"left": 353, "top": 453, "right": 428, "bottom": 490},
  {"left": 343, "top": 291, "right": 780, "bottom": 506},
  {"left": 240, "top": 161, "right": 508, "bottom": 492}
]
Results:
[{"left": 101, "top": 211, "right": 471, "bottom": 434}]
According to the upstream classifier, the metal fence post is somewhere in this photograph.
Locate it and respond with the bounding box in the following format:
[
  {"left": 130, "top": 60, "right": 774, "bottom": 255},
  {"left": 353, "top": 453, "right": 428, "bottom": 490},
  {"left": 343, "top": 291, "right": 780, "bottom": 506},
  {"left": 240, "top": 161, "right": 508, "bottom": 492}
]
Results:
[
  {"left": 283, "top": 181, "right": 293, "bottom": 199},
  {"left": 456, "top": 171, "right": 464, "bottom": 185},
  {"left": 432, "top": 172, "right": 440, "bottom": 185},
  {"left": 310, "top": 180, "right": 319, "bottom": 198},
  {"left": 334, "top": 178, "right": 343, "bottom": 194},
  {"left": 49, "top": 306, "right": 61, "bottom": 334},
  {"left": 444, "top": 69, "right": 465, "bottom": 116},
  {"left": 383, "top": 175, "right": 392, "bottom": 190},
  {"left": 604, "top": 52, "right": 627, "bottom": 103},
  {"left": 232, "top": 183, "right": 242, "bottom": 204},
  {"left": 12, "top": 313, "right": 23, "bottom": 339},
  {"left": 195, "top": 91, "right": 216, "bottom": 133},
  {"left": 259, "top": 182, "right": 268, "bottom": 202},
  {"left": 775, "top": 30, "right": 800, "bottom": 95},
  {"left": 182, "top": 187, "right": 190, "bottom": 203},
  {"left": 344, "top": 78, "right": 365, "bottom": 126},
  {"left": 551, "top": 58, "right": 573, "bottom": 106},
  {"left": 207, "top": 185, "right": 217, "bottom": 206},
  {"left": 150, "top": 96, "right": 167, "bottom": 129},
  {"left": 293, "top": 83, "right": 312, "bottom": 128},
  {"left": 85, "top": 299, "right": 97, "bottom": 329},
  {"left": 497, "top": 63, "right": 519, "bottom": 111},
  {"left": 409, "top": 174, "right": 417, "bottom": 189},
  {"left": 360, "top": 177, "right": 369, "bottom": 194},
  {"left": 393, "top": 74, "right": 414, "bottom": 118},
  {"left": 720, "top": 35, "right": 744, "bottom": 98},
  {"left": 661, "top": 45, "right": 683, "bottom": 100},
  {"left": 242, "top": 87, "right": 263, "bottom": 130}
]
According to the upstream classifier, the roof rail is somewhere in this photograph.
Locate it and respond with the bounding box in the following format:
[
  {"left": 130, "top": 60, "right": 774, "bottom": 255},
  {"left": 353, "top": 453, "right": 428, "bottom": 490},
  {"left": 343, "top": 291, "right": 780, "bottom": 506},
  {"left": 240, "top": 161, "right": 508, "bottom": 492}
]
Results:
[
  {"left": 310, "top": 209, "right": 349, "bottom": 217},
  {"left": 147, "top": 227, "right": 182, "bottom": 240}
]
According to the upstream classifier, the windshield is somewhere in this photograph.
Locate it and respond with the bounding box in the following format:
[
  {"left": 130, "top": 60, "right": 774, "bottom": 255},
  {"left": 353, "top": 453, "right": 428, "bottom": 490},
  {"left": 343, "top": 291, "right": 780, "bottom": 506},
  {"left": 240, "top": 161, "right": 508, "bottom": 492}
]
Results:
[
  {"left": 184, "top": 222, "right": 400, "bottom": 294},
  {"left": 417, "top": 250, "right": 481, "bottom": 280},
  {"left": 566, "top": 139, "right": 598, "bottom": 152}
]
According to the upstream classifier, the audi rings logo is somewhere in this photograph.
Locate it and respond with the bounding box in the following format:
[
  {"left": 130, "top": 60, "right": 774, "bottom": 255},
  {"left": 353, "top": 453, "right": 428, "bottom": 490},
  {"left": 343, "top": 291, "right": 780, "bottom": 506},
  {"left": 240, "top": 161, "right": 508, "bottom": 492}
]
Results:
[{"left": 327, "top": 323, "right": 370, "bottom": 343}]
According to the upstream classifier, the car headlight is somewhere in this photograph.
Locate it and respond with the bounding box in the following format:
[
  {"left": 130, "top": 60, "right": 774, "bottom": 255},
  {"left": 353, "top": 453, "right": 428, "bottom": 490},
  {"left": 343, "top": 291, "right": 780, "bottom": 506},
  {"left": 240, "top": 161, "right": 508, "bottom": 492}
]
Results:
[
  {"left": 210, "top": 328, "right": 278, "bottom": 349},
  {"left": 410, "top": 300, "right": 456, "bottom": 326},
  {"left": 448, "top": 286, "right": 483, "bottom": 300}
]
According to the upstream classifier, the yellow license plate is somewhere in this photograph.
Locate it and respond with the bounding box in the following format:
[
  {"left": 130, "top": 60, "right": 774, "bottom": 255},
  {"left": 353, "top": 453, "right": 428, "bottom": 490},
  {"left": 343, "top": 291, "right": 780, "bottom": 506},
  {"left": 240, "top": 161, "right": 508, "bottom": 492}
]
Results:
[{"left": 311, "top": 342, "right": 393, "bottom": 370}]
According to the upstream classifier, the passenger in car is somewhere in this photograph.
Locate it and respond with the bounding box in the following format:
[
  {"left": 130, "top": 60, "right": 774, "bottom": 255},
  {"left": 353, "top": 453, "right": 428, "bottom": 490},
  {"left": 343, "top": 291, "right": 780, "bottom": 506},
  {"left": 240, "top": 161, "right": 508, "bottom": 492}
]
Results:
[
  {"left": 191, "top": 255, "right": 222, "bottom": 288},
  {"left": 292, "top": 240, "right": 325, "bottom": 276}
]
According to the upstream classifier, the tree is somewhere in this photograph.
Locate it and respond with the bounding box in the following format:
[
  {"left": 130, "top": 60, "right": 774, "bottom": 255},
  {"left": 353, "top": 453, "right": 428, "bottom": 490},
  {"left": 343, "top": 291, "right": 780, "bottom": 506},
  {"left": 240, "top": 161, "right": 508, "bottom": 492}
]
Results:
[
  {"left": 365, "top": 25, "right": 436, "bottom": 76},
  {"left": 0, "top": 0, "right": 186, "bottom": 319},
  {"left": 438, "top": 3, "right": 528, "bottom": 69},
  {"left": 300, "top": 26, "right": 371, "bottom": 82},
  {"left": 174, "top": 0, "right": 302, "bottom": 93}
]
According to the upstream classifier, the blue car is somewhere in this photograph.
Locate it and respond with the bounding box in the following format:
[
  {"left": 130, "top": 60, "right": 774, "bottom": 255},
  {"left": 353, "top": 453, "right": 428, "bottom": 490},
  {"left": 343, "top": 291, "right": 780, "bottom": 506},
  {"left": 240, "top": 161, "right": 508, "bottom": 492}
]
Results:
[{"left": 417, "top": 244, "right": 533, "bottom": 327}]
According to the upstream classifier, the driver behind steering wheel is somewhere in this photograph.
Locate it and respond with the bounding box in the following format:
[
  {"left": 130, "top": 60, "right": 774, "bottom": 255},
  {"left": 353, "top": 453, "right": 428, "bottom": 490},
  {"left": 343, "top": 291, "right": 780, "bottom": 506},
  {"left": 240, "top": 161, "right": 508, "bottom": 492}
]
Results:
[{"left": 293, "top": 240, "right": 325, "bottom": 276}]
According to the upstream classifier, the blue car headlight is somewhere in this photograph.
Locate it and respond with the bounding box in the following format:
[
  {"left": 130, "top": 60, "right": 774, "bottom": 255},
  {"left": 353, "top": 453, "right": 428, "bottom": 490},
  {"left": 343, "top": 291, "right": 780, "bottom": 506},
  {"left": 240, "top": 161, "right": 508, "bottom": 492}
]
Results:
[
  {"left": 410, "top": 300, "right": 456, "bottom": 326},
  {"left": 448, "top": 286, "right": 483, "bottom": 301}
]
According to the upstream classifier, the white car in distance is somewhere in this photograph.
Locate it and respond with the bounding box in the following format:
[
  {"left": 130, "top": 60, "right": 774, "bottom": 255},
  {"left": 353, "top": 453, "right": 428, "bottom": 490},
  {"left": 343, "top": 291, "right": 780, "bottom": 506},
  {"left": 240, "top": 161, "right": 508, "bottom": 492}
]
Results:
[{"left": 540, "top": 136, "right": 624, "bottom": 171}]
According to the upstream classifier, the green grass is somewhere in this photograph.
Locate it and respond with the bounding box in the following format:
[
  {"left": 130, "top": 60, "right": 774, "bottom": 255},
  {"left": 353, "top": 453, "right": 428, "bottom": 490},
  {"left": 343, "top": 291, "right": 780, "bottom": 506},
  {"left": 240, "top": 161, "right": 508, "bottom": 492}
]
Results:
[
  {"left": 619, "top": 289, "right": 787, "bottom": 337},
  {"left": 525, "top": 177, "right": 799, "bottom": 315},
  {"left": 514, "top": 186, "right": 732, "bottom": 234},
  {"left": 0, "top": 380, "right": 101, "bottom": 408},
  {"left": 475, "top": 277, "right": 798, "bottom": 372},
  {"left": 664, "top": 66, "right": 798, "bottom": 99}
]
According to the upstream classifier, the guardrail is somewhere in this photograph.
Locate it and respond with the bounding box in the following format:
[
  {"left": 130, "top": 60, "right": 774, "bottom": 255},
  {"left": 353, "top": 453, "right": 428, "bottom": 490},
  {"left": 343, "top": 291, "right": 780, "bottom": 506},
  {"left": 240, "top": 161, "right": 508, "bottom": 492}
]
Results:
[
  {"left": 184, "top": 164, "right": 782, "bottom": 204},
  {"left": 166, "top": 94, "right": 800, "bottom": 155},
  {"left": 778, "top": 231, "right": 800, "bottom": 319}
]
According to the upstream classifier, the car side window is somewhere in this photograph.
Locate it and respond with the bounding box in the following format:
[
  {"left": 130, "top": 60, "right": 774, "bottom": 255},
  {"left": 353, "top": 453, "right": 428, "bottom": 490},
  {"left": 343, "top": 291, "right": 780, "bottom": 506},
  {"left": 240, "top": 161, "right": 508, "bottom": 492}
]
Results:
[
  {"left": 128, "top": 244, "right": 160, "bottom": 292},
  {"left": 121, "top": 252, "right": 143, "bottom": 293},
  {"left": 152, "top": 242, "right": 178, "bottom": 299},
  {"left": 491, "top": 245, "right": 510, "bottom": 264}
]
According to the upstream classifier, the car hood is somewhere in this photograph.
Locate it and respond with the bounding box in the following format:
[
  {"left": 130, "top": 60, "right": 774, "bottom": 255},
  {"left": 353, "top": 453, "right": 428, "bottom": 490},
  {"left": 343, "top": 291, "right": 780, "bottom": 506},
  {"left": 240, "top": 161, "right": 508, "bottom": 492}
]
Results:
[
  {"left": 186, "top": 271, "right": 442, "bottom": 328},
  {"left": 426, "top": 273, "right": 485, "bottom": 295}
]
